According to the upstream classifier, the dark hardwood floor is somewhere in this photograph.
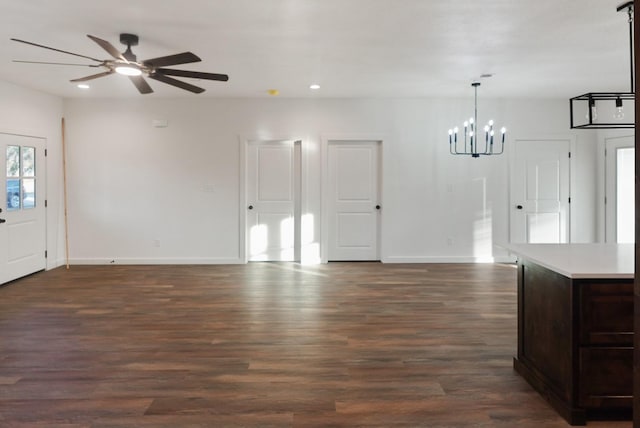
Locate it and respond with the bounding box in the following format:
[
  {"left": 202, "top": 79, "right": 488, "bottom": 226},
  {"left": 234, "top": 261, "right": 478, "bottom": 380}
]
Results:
[{"left": 0, "top": 263, "right": 631, "bottom": 427}]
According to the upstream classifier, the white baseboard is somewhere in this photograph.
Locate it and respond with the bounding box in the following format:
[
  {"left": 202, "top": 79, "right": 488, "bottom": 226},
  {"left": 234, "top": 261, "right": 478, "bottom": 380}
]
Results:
[
  {"left": 52, "top": 256, "right": 517, "bottom": 267},
  {"left": 383, "top": 255, "right": 516, "bottom": 264},
  {"left": 66, "top": 257, "right": 244, "bottom": 265}
]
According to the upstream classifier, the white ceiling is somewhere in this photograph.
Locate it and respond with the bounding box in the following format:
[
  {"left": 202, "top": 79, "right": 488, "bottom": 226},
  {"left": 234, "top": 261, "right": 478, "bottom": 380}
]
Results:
[{"left": 0, "top": 0, "right": 633, "bottom": 99}]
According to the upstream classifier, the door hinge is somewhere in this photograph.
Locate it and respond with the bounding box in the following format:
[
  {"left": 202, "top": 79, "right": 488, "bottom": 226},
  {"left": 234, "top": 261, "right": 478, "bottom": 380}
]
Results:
[
  {"left": 44, "top": 250, "right": 47, "bottom": 258},
  {"left": 45, "top": 200, "right": 48, "bottom": 208},
  {"left": 45, "top": 149, "right": 47, "bottom": 157},
  {"left": 568, "top": 197, "right": 571, "bottom": 203},
  {"left": 568, "top": 152, "right": 571, "bottom": 158}
]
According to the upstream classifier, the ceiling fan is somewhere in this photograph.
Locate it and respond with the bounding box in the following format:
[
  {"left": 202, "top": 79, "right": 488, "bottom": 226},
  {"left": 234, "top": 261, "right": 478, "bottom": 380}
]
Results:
[{"left": 10, "top": 33, "right": 229, "bottom": 94}]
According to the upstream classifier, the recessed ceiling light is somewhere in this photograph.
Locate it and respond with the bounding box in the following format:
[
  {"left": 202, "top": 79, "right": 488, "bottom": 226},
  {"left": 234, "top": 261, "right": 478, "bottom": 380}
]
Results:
[
  {"left": 267, "top": 89, "right": 279, "bottom": 96},
  {"left": 77, "top": 84, "right": 90, "bottom": 89},
  {"left": 309, "top": 84, "right": 320, "bottom": 90}
]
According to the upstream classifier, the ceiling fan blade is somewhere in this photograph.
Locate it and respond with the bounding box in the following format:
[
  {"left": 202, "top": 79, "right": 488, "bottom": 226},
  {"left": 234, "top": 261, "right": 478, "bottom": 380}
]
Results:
[
  {"left": 13, "top": 60, "right": 101, "bottom": 67},
  {"left": 129, "top": 75, "right": 153, "bottom": 94},
  {"left": 156, "top": 68, "right": 229, "bottom": 82},
  {"left": 149, "top": 73, "right": 204, "bottom": 94},
  {"left": 87, "top": 35, "right": 127, "bottom": 62},
  {"left": 10, "top": 38, "right": 103, "bottom": 62},
  {"left": 143, "top": 52, "right": 201, "bottom": 68},
  {"left": 70, "top": 70, "right": 115, "bottom": 82}
]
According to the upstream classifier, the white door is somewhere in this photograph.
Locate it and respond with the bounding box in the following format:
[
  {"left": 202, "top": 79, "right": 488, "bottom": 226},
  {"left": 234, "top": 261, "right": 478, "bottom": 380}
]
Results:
[
  {"left": 510, "top": 139, "right": 570, "bottom": 243},
  {"left": 0, "top": 134, "right": 46, "bottom": 284},
  {"left": 327, "top": 142, "right": 380, "bottom": 261},
  {"left": 605, "top": 135, "right": 634, "bottom": 243},
  {"left": 246, "top": 140, "right": 300, "bottom": 261}
]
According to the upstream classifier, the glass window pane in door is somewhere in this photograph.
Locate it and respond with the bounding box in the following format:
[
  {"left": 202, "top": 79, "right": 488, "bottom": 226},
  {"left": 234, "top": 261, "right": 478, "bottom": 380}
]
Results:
[
  {"left": 6, "top": 146, "right": 20, "bottom": 177},
  {"left": 22, "top": 147, "right": 35, "bottom": 177},
  {"left": 22, "top": 178, "right": 35, "bottom": 209},
  {"left": 6, "top": 178, "right": 21, "bottom": 210},
  {"left": 616, "top": 147, "right": 635, "bottom": 243}
]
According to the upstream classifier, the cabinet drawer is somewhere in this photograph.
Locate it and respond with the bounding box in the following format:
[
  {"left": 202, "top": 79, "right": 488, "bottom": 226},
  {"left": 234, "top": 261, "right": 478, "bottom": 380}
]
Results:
[
  {"left": 579, "top": 281, "right": 633, "bottom": 345},
  {"left": 579, "top": 347, "right": 633, "bottom": 408}
]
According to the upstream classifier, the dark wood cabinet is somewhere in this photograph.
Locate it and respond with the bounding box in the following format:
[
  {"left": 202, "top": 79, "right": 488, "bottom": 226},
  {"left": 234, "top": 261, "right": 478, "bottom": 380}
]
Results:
[{"left": 513, "top": 258, "right": 633, "bottom": 425}]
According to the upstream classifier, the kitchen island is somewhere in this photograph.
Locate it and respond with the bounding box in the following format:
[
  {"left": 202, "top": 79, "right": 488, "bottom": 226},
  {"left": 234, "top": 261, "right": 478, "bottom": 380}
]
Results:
[{"left": 505, "top": 244, "right": 634, "bottom": 425}]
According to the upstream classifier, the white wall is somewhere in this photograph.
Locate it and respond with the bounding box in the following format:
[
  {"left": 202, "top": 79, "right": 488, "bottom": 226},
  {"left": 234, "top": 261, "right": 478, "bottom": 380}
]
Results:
[
  {"left": 61, "top": 96, "right": 599, "bottom": 265},
  {"left": 0, "top": 80, "right": 64, "bottom": 269}
]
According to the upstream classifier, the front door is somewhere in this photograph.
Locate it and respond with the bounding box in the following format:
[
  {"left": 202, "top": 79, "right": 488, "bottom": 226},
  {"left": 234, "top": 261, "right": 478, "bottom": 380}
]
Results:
[
  {"left": 0, "top": 134, "right": 46, "bottom": 284},
  {"left": 510, "top": 139, "right": 570, "bottom": 243},
  {"left": 246, "top": 140, "right": 300, "bottom": 261},
  {"left": 327, "top": 141, "right": 381, "bottom": 261}
]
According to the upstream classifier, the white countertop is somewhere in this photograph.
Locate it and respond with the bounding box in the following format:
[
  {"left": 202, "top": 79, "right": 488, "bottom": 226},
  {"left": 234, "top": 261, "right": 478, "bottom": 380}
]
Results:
[{"left": 502, "top": 243, "right": 634, "bottom": 279}]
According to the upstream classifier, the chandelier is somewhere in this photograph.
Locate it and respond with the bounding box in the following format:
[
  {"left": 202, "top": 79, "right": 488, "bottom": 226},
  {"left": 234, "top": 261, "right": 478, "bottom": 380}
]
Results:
[
  {"left": 569, "top": 1, "right": 635, "bottom": 129},
  {"left": 448, "top": 82, "right": 506, "bottom": 158}
]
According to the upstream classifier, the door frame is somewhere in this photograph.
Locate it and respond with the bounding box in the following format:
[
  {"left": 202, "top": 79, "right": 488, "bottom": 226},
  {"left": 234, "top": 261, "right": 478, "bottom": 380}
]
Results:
[
  {"left": 604, "top": 134, "right": 635, "bottom": 243},
  {"left": 508, "top": 135, "right": 574, "bottom": 244},
  {"left": 321, "top": 134, "right": 384, "bottom": 263},
  {"left": 239, "top": 135, "right": 304, "bottom": 263}
]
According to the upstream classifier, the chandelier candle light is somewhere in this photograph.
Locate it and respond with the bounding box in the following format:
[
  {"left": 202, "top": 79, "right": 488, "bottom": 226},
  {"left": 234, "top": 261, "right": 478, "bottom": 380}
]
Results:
[{"left": 449, "top": 82, "right": 506, "bottom": 158}]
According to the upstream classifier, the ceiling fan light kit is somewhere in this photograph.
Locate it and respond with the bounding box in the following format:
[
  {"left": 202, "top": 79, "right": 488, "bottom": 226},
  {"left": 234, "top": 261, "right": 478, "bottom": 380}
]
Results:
[
  {"left": 115, "top": 65, "right": 142, "bottom": 76},
  {"left": 569, "top": 1, "right": 635, "bottom": 129},
  {"left": 11, "top": 33, "right": 229, "bottom": 95}
]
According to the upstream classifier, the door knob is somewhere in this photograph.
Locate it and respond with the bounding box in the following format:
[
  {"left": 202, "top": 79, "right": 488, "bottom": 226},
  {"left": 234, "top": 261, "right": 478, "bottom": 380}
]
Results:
[
  {"left": 375, "top": 205, "right": 381, "bottom": 210},
  {"left": 248, "top": 205, "right": 254, "bottom": 210},
  {"left": 516, "top": 205, "right": 523, "bottom": 210},
  {"left": 0, "top": 218, "right": 5, "bottom": 224}
]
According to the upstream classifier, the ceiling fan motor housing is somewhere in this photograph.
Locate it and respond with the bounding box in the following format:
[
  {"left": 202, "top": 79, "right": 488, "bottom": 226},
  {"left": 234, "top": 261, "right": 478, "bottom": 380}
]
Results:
[
  {"left": 119, "top": 33, "right": 139, "bottom": 47},
  {"left": 119, "top": 33, "right": 139, "bottom": 62}
]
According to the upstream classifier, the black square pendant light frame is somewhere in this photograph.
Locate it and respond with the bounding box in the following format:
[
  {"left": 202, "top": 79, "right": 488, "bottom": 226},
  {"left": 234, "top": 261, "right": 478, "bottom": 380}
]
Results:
[{"left": 569, "top": 1, "right": 635, "bottom": 129}]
